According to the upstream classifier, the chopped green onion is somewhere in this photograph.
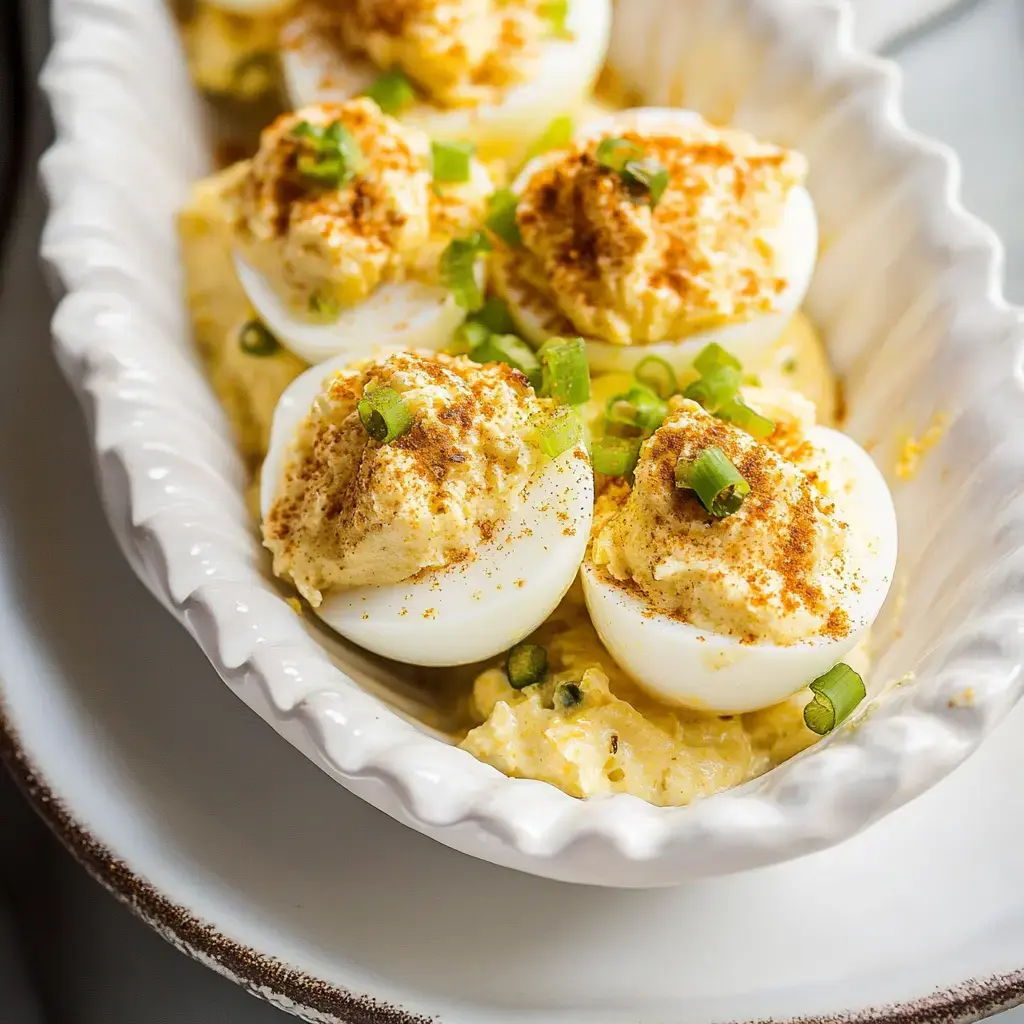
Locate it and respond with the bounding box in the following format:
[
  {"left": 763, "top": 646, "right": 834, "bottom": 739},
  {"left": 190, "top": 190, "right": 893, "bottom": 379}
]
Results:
[
  {"left": 452, "top": 319, "right": 491, "bottom": 353},
  {"left": 439, "top": 231, "right": 491, "bottom": 311},
  {"left": 485, "top": 188, "right": 522, "bottom": 246},
  {"left": 693, "top": 342, "right": 741, "bottom": 376},
  {"left": 675, "top": 446, "right": 750, "bottom": 518},
  {"left": 605, "top": 384, "right": 667, "bottom": 435},
  {"left": 539, "top": 0, "right": 571, "bottom": 37},
  {"left": 536, "top": 405, "right": 582, "bottom": 458},
  {"left": 683, "top": 343, "right": 775, "bottom": 437},
  {"left": 308, "top": 292, "right": 340, "bottom": 319},
  {"left": 554, "top": 681, "right": 583, "bottom": 709},
  {"left": 539, "top": 336, "right": 590, "bottom": 405},
  {"left": 469, "top": 296, "right": 517, "bottom": 336},
  {"left": 238, "top": 320, "right": 279, "bottom": 356},
  {"left": 596, "top": 136, "right": 645, "bottom": 172},
  {"left": 470, "top": 333, "right": 542, "bottom": 389},
  {"left": 363, "top": 67, "right": 416, "bottom": 116},
  {"left": 526, "top": 114, "right": 575, "bottom": 160},
  {"left": 592, "top": 436, "right": 642, "bottom": 477},
  {"left": 431, "top": 139, "right": 475, "bottom": 183},
  {"left": 507, "top": 643, "right": 548, "bottom": 689},
  {"left": 634, "top": 355, "right": 677, "bottom": 399},
  {"left": 357, "top": 386, "right": 413, "bottom": 444},
  {"left": 621, "top": 157, "right": 670, "bottom": 207},
  {"left": 803, "top": 664, "right": 866, "bottom": 736},
  {"left": 292, "top": 119, "right": 362, "bottom": 188},
  {"left": 719, "top": 397, "right": 776, "bottom": 438},
  {"left": 683, "top": 366, "right": 742, "bottom": 414}
]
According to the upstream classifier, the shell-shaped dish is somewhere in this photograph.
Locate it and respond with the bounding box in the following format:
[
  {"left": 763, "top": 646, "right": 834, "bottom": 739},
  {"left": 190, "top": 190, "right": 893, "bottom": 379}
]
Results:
[{"left": 39, "top": 0, "right": 1024, "bottom": 886}]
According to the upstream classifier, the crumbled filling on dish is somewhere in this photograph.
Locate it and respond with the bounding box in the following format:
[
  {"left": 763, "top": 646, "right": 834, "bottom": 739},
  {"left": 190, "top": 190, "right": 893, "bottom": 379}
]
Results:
[
  {"left": 589, "top": 393, "right": 853, "bottom": 645},
  {"left": 179, "top": 165, "right": 308, "bottom": 465},
  {"left": 227, "top": 100, "right": 490, "bottom": 311},
  {"left": 460, "top": 585, "right": 822, "bottom": 806},
  {"left": 264, "top": 350, "right": 547, "bottom": 604},
  {"left": 291, "top": 0, "right": 553, "bottom": 107},
  {"left": 511, "top": 120, "right": 807, "bottom": 344},
  {"left": 182, "top": 3, "right": 287, "bottom": 100}
]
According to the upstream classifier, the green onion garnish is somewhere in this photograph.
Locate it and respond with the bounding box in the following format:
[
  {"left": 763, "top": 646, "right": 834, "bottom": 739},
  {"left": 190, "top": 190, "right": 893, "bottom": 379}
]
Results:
[
  {"left": 452, "top": 319, "right": 491, "bottom": 353},
  {"left": 605, "top": 384, "right": 667, "bottom": 435},
  {"left": 596, "top": 137, "right": 645, "bottom": 172},
  {"left": 363, "top": 67, "right": 416, "bottom": 116},
  {"left": 238, "top": 320, "right": 279, "bottom": 356},
  {"left": 675, "top": 446, "right": 750, "bottom": 518},
  {"left": 684, "top": 343, "right": 776, "bottom": 438},
  {"left": 470, "top": 333, "right": 542, "bottom": 389},
  {"left": 634, "top": 355, "right": 677, "bottom": 399},
  {"left": 591, "top": 436, "right": 642, "bottom": 477},
  {"left": 308, "top": 292, "right": 340, "bottom": 319},
  {"left": 469, "top": 296, "right": 517, "bottom": 336},
  {"left": 693, "top": 342, "right": 742, "bottom": 375},
  {"left": 292, "top": 119, "right": 362, "bottom": 188},
  {"left": 554, "top": 681, "right": 583, "bottom": 709},
  {"left": 439, "top": 231, "right": 492, "bottom": 312},
  {"left": 536, "top": 405, "right": 583, "bottom": 458},
  {"left": 526, "top": 114, "right": 575, "bottom": 160},
  {"left": 720, "top": 397, "right": 776, "bottom": 439},
  {"left": 485, "top": 188, "right": 523, "bottom": 246},
  {"left": 539, "top": 0, "right": 571, "bottom": 37},
  {"left": 595, "top": 137, "right": 669, "bottom": 208},
  {"left": 621, "top": 157, "right": 670, "bottom": 207},
  {"left": 539, "top": 336, "right": 590, "bottom": 405},
  {"left": 803, "top": 664, "right": 866, "bottom": 736},
  {"left": 431, "top": 139, "right": 475, "bottom": 183},
  {"left": 357, "top": 386, "right": 413, "bottom": 444},
  {"left": 507, "top": 643, "right": 548, "bottom": 689},
  {"left": 683, "top": 367, "right": 742, "bottom": 414}
]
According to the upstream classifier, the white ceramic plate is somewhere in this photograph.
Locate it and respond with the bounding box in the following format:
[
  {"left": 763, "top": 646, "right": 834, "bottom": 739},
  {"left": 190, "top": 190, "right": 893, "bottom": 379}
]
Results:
[
  {"left": 5, "top": 250, "right": 1024, "bottom": 1021},
  {"left": 37, "top": 0, "right": 1024, "bottom": 887}
]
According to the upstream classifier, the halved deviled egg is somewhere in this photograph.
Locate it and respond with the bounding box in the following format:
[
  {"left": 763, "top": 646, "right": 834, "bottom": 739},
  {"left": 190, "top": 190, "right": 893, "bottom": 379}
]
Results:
[
  {"left": 581, "top": 388, "right": 897, "bottom": 714},
  {"left": 227, "top": 99, "right": 494, "bottom": 364},
  {"left": 278, "top": 0, "right": 613, "bottom": 162},
  {"left": 261, "top": 349, "right": 594, "bottom": 666},
  {"left": 492, "top": 107, "right": 818, "bottom": 378}
]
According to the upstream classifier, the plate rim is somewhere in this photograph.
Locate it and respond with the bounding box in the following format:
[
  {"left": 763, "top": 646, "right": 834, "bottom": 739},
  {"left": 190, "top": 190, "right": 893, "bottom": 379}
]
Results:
[{"left": 5, "top": 700, "right": 1024, "bottom": 1024}]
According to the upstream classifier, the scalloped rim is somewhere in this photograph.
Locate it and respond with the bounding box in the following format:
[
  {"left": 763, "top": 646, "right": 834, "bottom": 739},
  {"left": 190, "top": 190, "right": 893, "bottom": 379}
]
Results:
[{"left": 36, "top": 0, "right": 1024, "bottom": 880}]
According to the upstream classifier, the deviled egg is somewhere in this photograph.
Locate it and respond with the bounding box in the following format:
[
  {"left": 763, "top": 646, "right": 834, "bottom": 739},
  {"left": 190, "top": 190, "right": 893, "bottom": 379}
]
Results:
[
  {"left": 491, "top": 107, "right": 818, "bottom": 376},
  {"left": 278, "top": 0, "right": 613, "bottom": 161},
  {"left": 227, "top": 99, "right": 495, "bottom": 363},
  {"left": 261, "top": 349, "right": 594, "bottom": 666},
  {"left": 582, "top": 385, "right": 897, "bottom": 715}
]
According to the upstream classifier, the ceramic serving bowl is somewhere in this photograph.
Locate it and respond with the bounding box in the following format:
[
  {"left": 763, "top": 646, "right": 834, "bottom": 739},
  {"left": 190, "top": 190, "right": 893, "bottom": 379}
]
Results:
[{"left": 39, "top": 0, "right": 1024, "bottom": 887}]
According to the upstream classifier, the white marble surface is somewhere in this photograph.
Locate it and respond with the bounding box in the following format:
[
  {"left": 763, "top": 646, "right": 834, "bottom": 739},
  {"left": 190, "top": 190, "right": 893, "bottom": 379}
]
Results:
[{"left": 2, "top": 0, "right": 1024, "bottom": 1019}]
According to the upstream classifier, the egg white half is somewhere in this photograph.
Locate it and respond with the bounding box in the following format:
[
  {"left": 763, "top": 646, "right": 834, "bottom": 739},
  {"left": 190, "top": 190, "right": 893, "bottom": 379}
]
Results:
[
  {"left": 262, "top": 355, "right": 594, "bottom": 667},
  {"left": 235, "top": 253, "right": 485, "bottom": 365},
  {"left": 581, "top": 427, "right": 898, "bottom": 714},
  {"left": 497, "top": 107, "right": 819, "bottom": 377},
  {"left": 279, "top": 0, "right": 613, "bottom": 160}
]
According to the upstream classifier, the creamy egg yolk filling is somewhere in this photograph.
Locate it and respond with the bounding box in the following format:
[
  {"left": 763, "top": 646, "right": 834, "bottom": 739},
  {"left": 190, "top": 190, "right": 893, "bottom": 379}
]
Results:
[
  {"left": 459, "top": 583, "right": 821, "bottom": 806},
  {"left": 285, "top": 0, "right": 553, "bottom": 108},
  {"left": 227, "top": 99, "right": 490, "bottom": 314},
  {"left": 590, "top": 393, "right": 852, "bottom": 646},
  {"left": 496, "top": 123, "right": 807, "bottom": 346},
  {"left": 263, "top": 350, "right": 549, "bottom": 605}
]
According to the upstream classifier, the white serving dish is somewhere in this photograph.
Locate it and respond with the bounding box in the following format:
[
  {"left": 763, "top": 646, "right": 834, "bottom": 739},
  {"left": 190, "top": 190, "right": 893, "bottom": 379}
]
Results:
[{"left": 40, "top": 0, "right": 1024, "bottom": 887}]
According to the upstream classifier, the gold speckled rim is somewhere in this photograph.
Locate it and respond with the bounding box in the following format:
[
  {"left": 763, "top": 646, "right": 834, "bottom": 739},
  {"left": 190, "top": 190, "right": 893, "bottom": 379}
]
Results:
[{"left": 3, "top": 700, "right": 1024, "bottom": 1024}]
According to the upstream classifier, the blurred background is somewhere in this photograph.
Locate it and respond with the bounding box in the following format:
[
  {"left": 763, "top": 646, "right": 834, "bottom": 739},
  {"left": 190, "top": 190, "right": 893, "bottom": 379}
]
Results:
[{"left": 1, "top": 0, "right": 1023, "bottom": 1020}]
